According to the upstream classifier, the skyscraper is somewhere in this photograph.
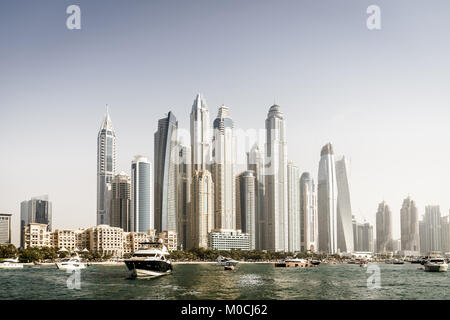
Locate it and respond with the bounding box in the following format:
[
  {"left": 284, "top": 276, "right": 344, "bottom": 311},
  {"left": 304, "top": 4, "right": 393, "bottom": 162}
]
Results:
[
  {"left": 110, "top": 172, "right": 131, "bottom": 231},
  {"left": 335, "top": 157, "right": 354, "bottom": 253},
  {"left": 190, "top": 93, "right": 211, "bottom": 172},
  {"left": 131, "top": 156, "right": 152, "bottom": 233},
  {"left": 441, "top": 214, "right": 450, "bottom": 253},
  {"left": 317, "top": 143, "right": 338, "bottom": 254},
  {"left": 154, "top": 112, "right": 178, "bottom": 234},
  {"left": 400, "top": 196, "right": 420, "bottom": 255},
  {"left": 236, "top": 171, "right": 256, "bottom": 250},
  {"left": 97, "top": 106, "right": 116, "bottom": 225},
  {"left": 247, "top": 143, "right": 265, "bottom": 250},
  {"left": 265, "top": 104, "right": 288, "bottom": 252},
  {"left": 287, "top": 161, "right": 300, "bottom": 252},
  {"left": 376, "top": 201, "right": 393, "bottom": 253},
  {"left": 212, "top": 105, "right": 236, "bottom": 232},
  {"left": 177, "top": 145, "right": 191, "bottom": 250},
  {"left": 191, "top": 170, "right": 214, "bottom": 248},
  {"left": 0, "top": 213, "right": 12, "bottom": 245},
  {"left": 422, "top": 205, "right": 442, "bottom": 253},
  {"left": 300, "top": 172, "right": 318, "bottom": 253},
  {"left": 20, "top": 195, "right": 52, "bottom": 248}
]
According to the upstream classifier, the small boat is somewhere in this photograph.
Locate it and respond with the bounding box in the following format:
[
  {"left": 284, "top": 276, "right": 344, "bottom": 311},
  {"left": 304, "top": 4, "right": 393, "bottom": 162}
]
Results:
[
  {"left": 224, "top": 261, "right": 235, "bottom": 271},
  {"left": 424, "top": 255, "right": 448, "bottom": 272},
  {"left": 124, "top": 240, "right": 172, "bottom": 278},
  {"left": 310, "top": 260, "right": 321, "bottom": 266},
  {"left": 410, "top": 258, "right": 422, "bottom": 264},
  {"left": 275, "top": 258, "right": 313, "bottom": 268},
  {"left": 0, "top": 258, "right": 23, "bottom": 269},
  {"left": 393, "top": 259, "right": 405, "bottom": 265},
  {"left": 56, "top": 257, "right": 86, "bottom": 270},
  {"left": 216, "top": 256, "right": 238, "bottom": 266}
]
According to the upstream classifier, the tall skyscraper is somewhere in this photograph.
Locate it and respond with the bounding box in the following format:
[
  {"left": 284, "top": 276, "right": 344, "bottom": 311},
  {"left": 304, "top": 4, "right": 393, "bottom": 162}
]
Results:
[
  {"left": 400, "top": 196, "right": 420, "bottom": 254},
  {"left": 131, "top": 156, "right": 152, "bottom": 233},
  {"left": 212, "top": 105, "right": 236, "bottom": 232},
  {"left": 154, "top": 112, "right": 179, "bottom": 234},
  {"left": 352, "top": 216, "right": 374, "bottom": 252},
  {"left": 191, "top": 170, "right": 214, "bottom": 248},
  {"left": 190, "top": 93, "right": 211, "bottom": 172},
  {"left": 376, "top": 201, "right": 393, "bottom": 253},
  {"left": 20, "top": 195, "right": 52, "bottom": 248},
  {"left": 0, "top": 213, "right": 12, "bottom": 245},
  {"left": 300, "top": 172, "right": 318, "bottom": 253},
  {"left": 422, "top": 205, "right": 442, "bottom": 253},
  {"left": 177, "top": 145, "right": 191, "bottom": 250},
  {"left": 110, "top": 172, "right": 131, "bottom": 232},
  {"left": 441, "top": 215, "right": 450, "bottom": 254},
  {"left": 287, "top": 161, "right": 300, "bottom": 252},
  {"left": 236, "top": 171, "right": 256, "bottom": 250},
  {"left": 265, "top": 104, "right": 288, "bottom": 252},
  {"left": 335, "top": 157, "right": 354, "bottom": 253},
  {"left": 317, "top": 143, "right": 338, "bottom": 254},
  {"left": 97, "top": 106, "right": 116, "bottom": 226},
  {"left": 247, "top": 143, "right": 265, "bottom": 250}
]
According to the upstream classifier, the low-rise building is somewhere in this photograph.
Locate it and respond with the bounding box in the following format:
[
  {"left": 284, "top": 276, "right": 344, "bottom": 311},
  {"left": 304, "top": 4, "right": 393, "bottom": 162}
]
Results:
[
  {"left": 24, "top": 223, "right": 51, "bottom": 248},
  {"left": 0, "top": 213, "right": 12, "bottom": 245},
  {"left": 159, "top": 230, "right": 177, "bottom": 251},
  {"left": 208, "top": 230, "right": 250, "bottom": 251}
]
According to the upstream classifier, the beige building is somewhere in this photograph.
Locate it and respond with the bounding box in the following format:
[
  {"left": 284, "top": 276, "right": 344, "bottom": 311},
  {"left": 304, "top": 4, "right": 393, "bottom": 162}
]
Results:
[
  {"left": 24, "top": 223, "right": 51, "bottom": 248},
  {"left": 159, "top": 230, "right": 178, "bottom": 251},
  {"left": 191, "top": 170, "right": 214, "bottom": 248},
  {"left": 123, "top": 231, "right": 149, "bottom": 255}
]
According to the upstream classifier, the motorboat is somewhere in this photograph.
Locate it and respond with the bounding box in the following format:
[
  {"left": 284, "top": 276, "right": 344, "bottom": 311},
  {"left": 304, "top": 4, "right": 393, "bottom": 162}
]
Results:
[
  {"left": 124, "top": 241, "right": 172, "bottom": 278},
  {"left": 0, "top": 258, "right": 23, "bottom": 269},
  {"left": 275, "top": 258, "right": 313, "bottom": 268},
  {"left": 310, "top": 260, "right": 321, "bottom": 266},
  {"left": 216, "top": 256, "right": 238, "bottom": 266},
  {"left": 424, "top": 255, "right": 448, "bottom": 272},
  {"left": 55, "top": 257, "right": 86, "bottom": 270},
  {"left": 224, "top": 261, "right": 235, "bottom": 271},
  {"left": 393, "top": 259, "right": 405, "bottom": 265}
]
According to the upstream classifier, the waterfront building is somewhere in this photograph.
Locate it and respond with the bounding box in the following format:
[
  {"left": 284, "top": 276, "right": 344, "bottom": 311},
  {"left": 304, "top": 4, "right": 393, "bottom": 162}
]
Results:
[
  {"left": 264, "top": 104, "right": 288, "bottom": 252},
  {"left": 353, "top": 216, "right": 374, "bottom": 253},
  {"left": 287, "top": 162, "right": 300, "bottom": 252},
  {"left": 421, "top": 206, "right": 442, "bottom": 253},
  {"left": 154, "top": 111, "right": 179, "bottom": 234},
  {"left": 177, "top": 145, "right": 191, "bottom": 250},
  {"left": 123, "top": 231, "right": 149, "bottom": 255},
  {"left": 376, "top": 201, "right": 393, "bottom": 253},
  {"left": 317, "top": 143, "right": 338, "bottom": 254},
  {"left": 158, "top": 230, "right": 178, "bottom": 251},
  {"left": 0, "top": 213, "right": 12, "bottom": 244},
  {"left": 88, "top": 224, "right": 124, "bottom": 258},
  {"left": 131, "top": 156, "right": 152, "bottom": 233},
  {"left": 236, "top": 171, "right": 256, "bottom": 250},
  {"left": 191, "top": 170, "right": 214, "bottom": 248},
  {"left": 335, "top": 157, "right": 354, "bottom": 253},
  {"left": 24, "top": 223, "right": 51, "bottom": 248},
  {"left": 97, "top": 106, "right": 116, "bottom": 225},
  {"left": 247, "top": 143, "right": 265, "bottom": 250},
  {"left": 20, "top": 195, "right": 52, "bottom": 248},
  {"left": 400, "top": 196, "right": 420, "bottom": 255},
  {"left": 212, "top": 105, "right": 236, "bottom": 232},
  {"left": 110, "top": 172, "right": 131, "bottom": 232},
  {"left": 208, "top": 230, "right": 250, "bottom": 251},
  {"left": 300, "top": 172, "right": 318, "bottom": 253}
]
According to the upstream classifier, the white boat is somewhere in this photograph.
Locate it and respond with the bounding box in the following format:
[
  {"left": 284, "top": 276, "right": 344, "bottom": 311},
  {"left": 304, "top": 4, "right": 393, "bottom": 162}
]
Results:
[
  {"left": 124, "top": 241, "right": 172, "bottom": 278},
  {"left": 55, "top": 257, "right": 86, "bottom": 270},
  {"left": 0, "top": 258, "right": 23, "bottom": 269},
  {"left": 216, "top": 256, "right": 238, "bottom": 266},
  {"left": 424, "top": 255, "right": 448, "bottom": 272}
]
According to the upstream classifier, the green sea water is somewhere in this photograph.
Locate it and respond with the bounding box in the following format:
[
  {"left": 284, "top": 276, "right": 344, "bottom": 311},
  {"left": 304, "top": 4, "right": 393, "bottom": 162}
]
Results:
[{"left": 1, "top": 263, "right": 449, "bottom": 300}]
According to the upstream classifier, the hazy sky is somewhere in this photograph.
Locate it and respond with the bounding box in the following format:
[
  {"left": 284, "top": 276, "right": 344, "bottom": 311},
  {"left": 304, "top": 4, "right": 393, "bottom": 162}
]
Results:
[{"left": 1, "top": 0, "right": 450, "bottom": 246}]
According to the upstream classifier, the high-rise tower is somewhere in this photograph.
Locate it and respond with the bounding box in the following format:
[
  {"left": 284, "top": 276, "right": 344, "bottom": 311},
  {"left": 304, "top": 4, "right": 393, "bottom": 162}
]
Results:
[
  {"left": 335, "top": 156, "right": 354, "bottom": 253},
  {"left": 154, "top": 111, "right": 178, "bottom": 234},
  {"left": 287, "top": 161, "right": 300, "bottom": 252},
  {"left": 212, "top": 105, "right": 236, "bottom": 231},
  {"left": 317, "top": 143, "right": 338, "bottom": 254},
  {"left": 131, "top": 156, "right": 152, "bottom": 233},
  {"left": 97, "top": 106, "right": 116, "bottom": 225},
  {"left": 300, "top": 172, "right": 318, "bottom": 253},
  {"left": 265, "top": 104, "right": 288, "bottom": 252},
  {"left": 376, "top": 201, "right": 393, "bottom": 253},
  {"left": 400, "top": 196, "right": 420, "bottom": 254},
  {"left": 190, "top": 93, "right": 211, "bottom": 172},
  {"left": 110, "top": 172, "right": 131, "bottom": 231}
]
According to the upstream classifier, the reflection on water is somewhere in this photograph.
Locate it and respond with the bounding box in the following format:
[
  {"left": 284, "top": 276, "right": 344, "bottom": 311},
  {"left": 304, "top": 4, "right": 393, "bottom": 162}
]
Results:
[{"left": 0, "top": 263, "right": 449, "bottom": 300}]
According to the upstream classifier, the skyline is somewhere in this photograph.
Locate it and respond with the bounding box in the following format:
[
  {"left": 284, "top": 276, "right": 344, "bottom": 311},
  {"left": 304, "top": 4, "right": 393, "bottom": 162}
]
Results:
[{"left": 2, "top": 0, "right": 450, "bottom": 246}]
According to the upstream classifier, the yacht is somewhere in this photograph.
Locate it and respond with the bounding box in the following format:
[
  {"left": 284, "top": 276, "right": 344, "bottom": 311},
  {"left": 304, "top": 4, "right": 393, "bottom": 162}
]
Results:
[
  {"left": 216, "top": 256, "right": 238, "bottom": 266},
  {"left": 0, "top": 258, "right": 23, "bottom": 269},
  {"left": 424, "top": 254, "right": 448, "bottom": 272},
  {"left": 124, "top": 241, "right": 172, "bottom": 278},
  {"left": 55, "top": 257, "right": 86, "bottom": 270}
]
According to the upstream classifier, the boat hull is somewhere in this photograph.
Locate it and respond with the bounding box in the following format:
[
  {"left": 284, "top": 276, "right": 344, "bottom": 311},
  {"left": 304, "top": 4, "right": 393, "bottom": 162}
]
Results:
[
  {"left": 424, "top": 264, "right": 448, "bottom": 272},
  {"left": 125, "top": 260, "right": 172, "bottom": 278},
  {"left": 55, "top": 263, "right": 86, "bottom": 270}
]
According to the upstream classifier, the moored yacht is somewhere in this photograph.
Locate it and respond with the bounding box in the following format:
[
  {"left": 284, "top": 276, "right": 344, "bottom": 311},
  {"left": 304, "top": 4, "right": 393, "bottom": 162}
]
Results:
[
  {"left": 0, "top": 258, "right": 23, "bottom": 269},
  {"left": 55, "top": 257, "right": 86, "bottom": 270},
  {"left": 124, "top": 241, "right": 172, "bottom": 278},
  {"left": 216, "top": 256, "right": 238, "bottom": 266}
]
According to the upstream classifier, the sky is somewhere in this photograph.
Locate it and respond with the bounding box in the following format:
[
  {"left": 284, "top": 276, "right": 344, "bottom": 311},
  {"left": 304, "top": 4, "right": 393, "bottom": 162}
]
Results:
[{"left": 1, "top": 0, "right": 450, "bottom": 246}]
